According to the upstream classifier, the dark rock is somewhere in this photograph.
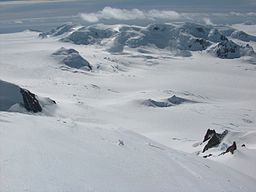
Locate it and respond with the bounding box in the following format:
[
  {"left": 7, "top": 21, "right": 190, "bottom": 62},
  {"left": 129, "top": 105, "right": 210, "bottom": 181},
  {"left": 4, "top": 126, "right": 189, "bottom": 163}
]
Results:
[
  {"left": 118, "top": 140, "right": 124, "bottom": 146},
  {"left": 220, "top": 141, "right": 237, "bottom": 155},
  {"left": 143, "top": 95, "right": 196, "bottom": 108},
  {"left": 202, "top": 129, "right": 228, "bottom": 152},
  {"left": 203, "top": 129, "right": 216, "bottom": 143},
  {"left": 227, "top": 141, "right": 237, "bottom": 154},
  {"left": 203, "top": 154, "right": 212, "bottom": 158},
  {"left": 20, "top": 88, "right": 42, "bottom": 113},
  {"left": 241, "top": 144, "right": 246, "bottom": 147},
  {"left": 143, "top": 99, "right": 171, "bottom": 108},
  {"left": 167, "top": 95, "right": 189, "bottom": 105}
]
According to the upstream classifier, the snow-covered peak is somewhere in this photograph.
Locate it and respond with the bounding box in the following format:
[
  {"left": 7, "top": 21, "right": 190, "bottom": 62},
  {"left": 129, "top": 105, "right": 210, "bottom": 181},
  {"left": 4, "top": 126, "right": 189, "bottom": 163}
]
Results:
[
  {"left": 39, "top": 23, "right": 77, "bottom": 38},
  {"left": 52, "top": 47, "right": 92, "bottom": 70},
  {"left": 207, "top": 40, "right": 255, "bottom": 59},
  {"left": 41, "top": 22, "right": 256, "bottom": 59}
]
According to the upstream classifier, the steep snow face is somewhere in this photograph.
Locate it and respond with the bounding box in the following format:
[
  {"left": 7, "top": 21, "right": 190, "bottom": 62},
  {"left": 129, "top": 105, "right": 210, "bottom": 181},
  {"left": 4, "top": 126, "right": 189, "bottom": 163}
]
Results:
[
  {"left": 0, "top": 80, "right": 23, "bottom": 111},
  {"left": 52, "top": 47, "right": 92, "bottom": 70},
  {"left": 0, "top": 80, "right": 55, "bottom": 113},
  {"left": 208, "top": 40, "right": 255, "bottom": 59}
]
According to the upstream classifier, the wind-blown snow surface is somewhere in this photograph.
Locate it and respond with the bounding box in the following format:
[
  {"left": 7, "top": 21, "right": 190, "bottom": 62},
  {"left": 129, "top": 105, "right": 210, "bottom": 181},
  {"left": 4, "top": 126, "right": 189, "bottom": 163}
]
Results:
[{"left": 1, "top": 23, "right": 256, "bottom": 191}]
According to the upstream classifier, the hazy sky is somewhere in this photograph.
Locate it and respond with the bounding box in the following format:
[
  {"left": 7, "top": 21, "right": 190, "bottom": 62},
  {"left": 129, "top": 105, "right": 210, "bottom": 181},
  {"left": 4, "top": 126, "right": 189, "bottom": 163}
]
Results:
[{"left": 0, "top": 0, "right": 255, "bottom": 33}]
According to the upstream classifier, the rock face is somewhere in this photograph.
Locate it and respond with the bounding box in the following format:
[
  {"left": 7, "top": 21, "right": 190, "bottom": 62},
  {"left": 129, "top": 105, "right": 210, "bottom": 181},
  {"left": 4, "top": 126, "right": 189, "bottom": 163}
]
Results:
[
  {"left": 202, "top": 129, "right": 228, "bottom": 152},
  {"left": 0, "top": 80, "right": 56, "bottom": 113},
  {"left": 208, "top": 40, "right": 255, "bottom": 59},
  {"left": 220, "top": 141, "right": 237, "bottom": 155},
  {"left": 20, "top": 88, "right": 42, "bottom": 113},
  {"left": 52, "top": 47, "right": 92, "bottom": 70}
]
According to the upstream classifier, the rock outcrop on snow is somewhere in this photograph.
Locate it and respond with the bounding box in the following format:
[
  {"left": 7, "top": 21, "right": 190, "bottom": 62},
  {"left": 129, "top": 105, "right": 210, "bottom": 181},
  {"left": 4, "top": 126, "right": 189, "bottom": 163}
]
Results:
[
  {"left": 41, "top": 22, "right": 256, "bottom": 58},
  {"left": 220, "top": 141, "right": 237, "bottom": 155},
  {"left": 207, "top": 40, "right": 254, "bottom": 59},
  {"left": 196, "top": 129, "right": 253, "bottom": 159},
  {"left": 52, "top": 47, "right": 92, "bottom": 70},
  {"left": 0, "top": 80, "right": 56, "bottom": 113},
  {"left": 202, "top": 129, "right": 228, "bottom": 152},
  {"left": 143, "top": 95, "right": 196, "bottom": 108}
]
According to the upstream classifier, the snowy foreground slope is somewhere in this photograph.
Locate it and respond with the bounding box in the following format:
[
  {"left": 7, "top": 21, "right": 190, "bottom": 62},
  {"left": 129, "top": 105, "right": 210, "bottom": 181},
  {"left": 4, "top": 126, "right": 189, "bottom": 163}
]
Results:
[
  {"left": 0, "top": 113, "right": 255, "bottom": 192},
  {"left": 1, "top": 22, "right": 256, "bottom": 191}
]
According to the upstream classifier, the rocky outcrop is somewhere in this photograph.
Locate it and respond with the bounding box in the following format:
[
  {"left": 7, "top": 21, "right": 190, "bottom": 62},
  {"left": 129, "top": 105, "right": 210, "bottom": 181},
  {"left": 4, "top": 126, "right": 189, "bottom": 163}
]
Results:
[
  {"left": 143, "top": 95, "right": 196, "bottom": 108},
  {"left": 202, "top": 129, "right": 228, "bottom": 152},
  {"left": 0, "top": 80, "right": 56, "bottom": 113},
  {"left": 20, "top": 88, "right": 42, "bottom": 113},
  {"left": 220, "top": 141, "right": 237, "bottom": 155},
  {"left": 208, "top": 40, "right": 255, "bottom": 59},
  {"left": 52, "top": 47, "right": 92, "bottom": 70}
]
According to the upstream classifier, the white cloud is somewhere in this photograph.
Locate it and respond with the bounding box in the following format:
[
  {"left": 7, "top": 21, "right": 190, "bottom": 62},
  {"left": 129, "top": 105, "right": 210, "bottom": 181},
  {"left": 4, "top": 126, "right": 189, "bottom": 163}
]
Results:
[{"left": 79, "top": 7, "right": 181, "bottom": 23}]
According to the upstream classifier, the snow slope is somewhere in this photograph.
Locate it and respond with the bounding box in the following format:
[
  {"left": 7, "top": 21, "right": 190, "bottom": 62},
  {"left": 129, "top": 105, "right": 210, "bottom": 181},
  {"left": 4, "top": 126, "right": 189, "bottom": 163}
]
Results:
[
  {"left": 1, "top": 113, "right": 256, "bottom": 192},
  {"left": 1, "top": 22, "right": 256, "bottom": 191}
]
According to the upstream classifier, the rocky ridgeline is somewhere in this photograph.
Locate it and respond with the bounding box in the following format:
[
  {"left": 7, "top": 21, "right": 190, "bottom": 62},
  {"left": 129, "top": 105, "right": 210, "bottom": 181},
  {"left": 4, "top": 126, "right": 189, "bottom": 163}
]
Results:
[
  {"left": 40, "top": 22, "right": 256, "bottom": 59},
  {"left": 39, "top": 23, "right": 76, "bottom": 38},
  {"left": 0, "top": 80, "right": 56, "bottom": 113},
  {"left": 200, "top": 129, "right": 238, "bottom": 158}
]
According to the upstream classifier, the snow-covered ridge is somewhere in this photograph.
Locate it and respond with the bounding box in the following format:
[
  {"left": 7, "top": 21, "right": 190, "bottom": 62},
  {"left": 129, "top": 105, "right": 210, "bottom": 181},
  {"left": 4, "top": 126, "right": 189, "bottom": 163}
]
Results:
[
  {"left": 0, "top": 80, "right": 56, "bottom": 113},
  {"left": 208, "top": 40, "right": 255, "bottom": 59},
  {"left": 40, "top": 22, "right": 256, "bottom": 58},
  {"left": 52, "top": 47, "right": 92, "bottom": 70}
]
